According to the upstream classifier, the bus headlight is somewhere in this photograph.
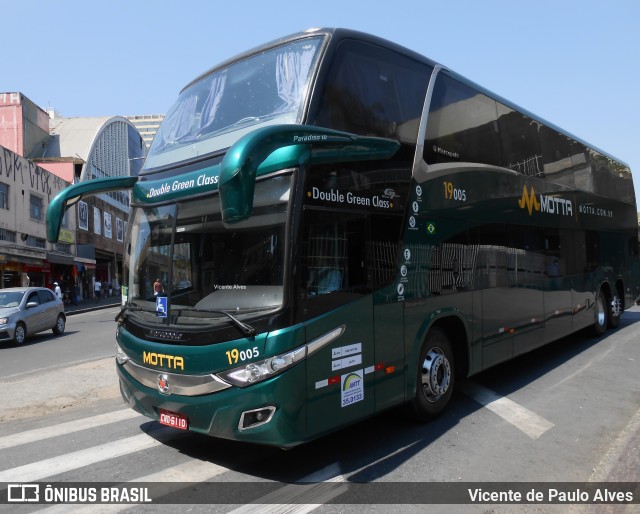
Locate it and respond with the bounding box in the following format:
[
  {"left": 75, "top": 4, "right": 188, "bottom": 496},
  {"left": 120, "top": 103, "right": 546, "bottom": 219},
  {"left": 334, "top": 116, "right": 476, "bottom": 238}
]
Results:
[
  {"left": 217, "top": 346, "right": 306, "bottom": 387},
  {"left": 115, "top": 342, "right": 130, "bottom": 365}
]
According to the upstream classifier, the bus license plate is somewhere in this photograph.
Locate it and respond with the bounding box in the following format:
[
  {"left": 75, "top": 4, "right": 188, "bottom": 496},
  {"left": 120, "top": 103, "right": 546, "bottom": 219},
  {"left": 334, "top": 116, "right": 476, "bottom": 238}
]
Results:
[{"left": 159, "top": 409, "right": 188, "bottom": 430}]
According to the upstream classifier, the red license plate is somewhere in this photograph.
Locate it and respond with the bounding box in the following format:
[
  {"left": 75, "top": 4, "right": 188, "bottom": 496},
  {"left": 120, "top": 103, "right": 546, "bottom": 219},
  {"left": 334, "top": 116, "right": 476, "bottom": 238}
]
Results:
[{"left": 159, "top": 409, "right": 188, "bottom": 430}]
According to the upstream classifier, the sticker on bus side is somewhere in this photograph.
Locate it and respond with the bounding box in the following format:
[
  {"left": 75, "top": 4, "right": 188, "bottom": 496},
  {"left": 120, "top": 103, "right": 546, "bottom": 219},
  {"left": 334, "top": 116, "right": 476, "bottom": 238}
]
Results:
[{"left": 341, "top": 370, "right": 364, "bottom": 407}]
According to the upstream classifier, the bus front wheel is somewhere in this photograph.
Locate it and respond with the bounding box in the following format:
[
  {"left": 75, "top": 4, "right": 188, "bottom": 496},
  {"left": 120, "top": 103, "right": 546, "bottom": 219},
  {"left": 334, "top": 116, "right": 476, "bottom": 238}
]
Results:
[{"left": 409, "top": 328, "right": 455, "bottom": 422}]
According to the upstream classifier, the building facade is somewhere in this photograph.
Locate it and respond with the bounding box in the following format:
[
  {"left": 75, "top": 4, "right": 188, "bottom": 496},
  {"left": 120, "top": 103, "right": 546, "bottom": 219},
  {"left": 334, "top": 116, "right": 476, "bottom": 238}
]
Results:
[
  {"left": 0, "top": 92, "right": 50, "bottom": 158},
  {"left": 0, "top": 92, "right": 146, "bottom": 300},
  {"left": 38, "top": 114, "right": 146, "bottom": 299},
  {"left": 125, "top": 114, "right": 164, "bottom": 150},
  {"left": 0, "top": 145, "right": 74, "bottom": 293}
]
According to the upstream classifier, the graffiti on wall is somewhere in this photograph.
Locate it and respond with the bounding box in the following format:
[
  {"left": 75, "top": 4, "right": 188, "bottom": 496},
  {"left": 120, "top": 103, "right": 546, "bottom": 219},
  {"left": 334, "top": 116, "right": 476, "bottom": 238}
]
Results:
[{"left": 0, "top": 145, "right": 67, "bottom": 195}]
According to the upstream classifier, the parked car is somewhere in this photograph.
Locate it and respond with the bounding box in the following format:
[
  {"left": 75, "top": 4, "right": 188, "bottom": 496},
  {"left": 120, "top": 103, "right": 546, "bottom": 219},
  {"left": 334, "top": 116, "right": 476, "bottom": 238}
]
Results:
[{"left": 0, "top": 287, "right": 66, "bottom": 345}]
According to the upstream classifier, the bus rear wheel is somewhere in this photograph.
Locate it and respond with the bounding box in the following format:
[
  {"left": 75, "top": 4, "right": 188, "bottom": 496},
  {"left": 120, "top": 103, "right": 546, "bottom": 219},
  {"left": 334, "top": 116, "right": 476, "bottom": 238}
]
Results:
[
  {"left": 593, "top": 290, "right": 608, "bottom": 336},
  {"left": 409, "top": 328, "right": 455, "bottom": 422},
  {"left": 608, "top": 294, "right": 622, "bottom": 329}
]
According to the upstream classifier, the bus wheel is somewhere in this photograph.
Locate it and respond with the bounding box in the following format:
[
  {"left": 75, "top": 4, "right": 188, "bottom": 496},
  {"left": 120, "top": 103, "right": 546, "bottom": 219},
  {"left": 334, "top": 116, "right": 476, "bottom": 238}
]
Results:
[
  {"left": 593, "top": 290, "right": 608, "bottom": 336},
  {"left": 409, "top": 328, "right": 455, "bottom": 421},
  {"left": 608, "top": 295, "right": 622, "bottom": 329}
]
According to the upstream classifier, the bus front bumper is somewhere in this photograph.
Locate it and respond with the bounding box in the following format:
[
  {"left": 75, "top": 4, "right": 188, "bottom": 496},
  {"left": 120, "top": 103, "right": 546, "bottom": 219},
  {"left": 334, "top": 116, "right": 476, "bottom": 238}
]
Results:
[{"left": 116, "top": 360, "right": 308, "bottom": 447}]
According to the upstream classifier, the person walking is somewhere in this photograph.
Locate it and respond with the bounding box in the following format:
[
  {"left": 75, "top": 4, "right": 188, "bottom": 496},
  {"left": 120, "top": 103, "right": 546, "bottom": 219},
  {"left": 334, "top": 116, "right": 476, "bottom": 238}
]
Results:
[
  {"left": 54, "top": 282, "right": 62, "bottom": 301},
  {"left": 94, "top": 279, "right": 102, "bottom": 303}
]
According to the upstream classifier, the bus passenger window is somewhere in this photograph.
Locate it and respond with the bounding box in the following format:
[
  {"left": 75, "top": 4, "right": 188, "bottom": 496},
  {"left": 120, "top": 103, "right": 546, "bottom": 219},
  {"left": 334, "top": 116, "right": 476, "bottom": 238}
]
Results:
[
  {"left": 311, "top": 40, "right": 430, "bottom": 143},
  {"left": 304, "top": 220, "right": 349, "bottom": 296},
  {"left": 425, "top": 74, "right": 502, "bottom": 167},
  {"left": 496, "top": 103, "right": 542, "bottom": 176},
  {"left": 302, "top": 212, "right": 368, "bottom": 297}
]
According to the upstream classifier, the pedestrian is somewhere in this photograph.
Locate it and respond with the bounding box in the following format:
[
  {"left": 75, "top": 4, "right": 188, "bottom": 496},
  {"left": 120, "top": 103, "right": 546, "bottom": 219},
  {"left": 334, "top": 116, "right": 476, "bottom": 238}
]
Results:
[
  {"left": 54, "top": 282, "right": 62, "bottom": 301},
  {"left": 154, "top": 278, "right": 163, "bottom": 295},
  {"left": 94, "top": 279, "right": 102, "bottom": 303}
]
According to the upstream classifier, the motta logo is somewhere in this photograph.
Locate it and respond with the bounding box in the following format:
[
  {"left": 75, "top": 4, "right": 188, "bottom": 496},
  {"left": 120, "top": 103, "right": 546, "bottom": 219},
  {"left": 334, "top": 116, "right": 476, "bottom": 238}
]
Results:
[
  {"left": 518, "top": 185, "right": 573, "bottom": 217},
  {"left": 518, "top": 185, "right": 540, "bottom": 215}
]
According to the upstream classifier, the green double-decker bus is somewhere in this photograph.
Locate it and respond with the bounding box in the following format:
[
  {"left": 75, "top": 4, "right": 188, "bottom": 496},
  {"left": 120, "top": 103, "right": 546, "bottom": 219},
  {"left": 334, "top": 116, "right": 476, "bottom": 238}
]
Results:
[{"left": 47, "top": 28, "right": 639, "bottom": 447}]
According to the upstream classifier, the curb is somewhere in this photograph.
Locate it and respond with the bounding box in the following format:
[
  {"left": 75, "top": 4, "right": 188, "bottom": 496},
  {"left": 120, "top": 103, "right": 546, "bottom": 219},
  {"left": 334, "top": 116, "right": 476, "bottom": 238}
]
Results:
[{"left": 65, "top": 301, "right": 120, "bottom": 316}]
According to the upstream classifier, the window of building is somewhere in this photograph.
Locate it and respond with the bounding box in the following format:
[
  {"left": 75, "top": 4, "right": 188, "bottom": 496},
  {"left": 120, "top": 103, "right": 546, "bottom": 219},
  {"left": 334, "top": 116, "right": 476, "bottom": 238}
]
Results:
[
  {"left": 94, "top": 207, "right": 102, "bottom": 235},
  {"left": 26, "top": 235, "right": 46, "bottom": 248},
  {"left": 0, "top": 183, "right": 8, "bottom": 209},
  {"left": 30, "top": 195, "right": 43, "bottom": 220},
  {"left": 55, "top": 243, "right": 72, "bottom": 253},
  {"left": 0, "top": 228, "right": 16, "bottom": 242}
]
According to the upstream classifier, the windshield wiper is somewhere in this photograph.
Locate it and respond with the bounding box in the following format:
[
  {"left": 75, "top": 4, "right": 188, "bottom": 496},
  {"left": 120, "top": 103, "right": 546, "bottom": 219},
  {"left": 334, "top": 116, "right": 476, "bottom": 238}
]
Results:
[
  {"left": 115, "top": 301, "right": 160, "bottom": 323},
  {"left": 175, "top": 307, "right": 256, "bottom": 337}
]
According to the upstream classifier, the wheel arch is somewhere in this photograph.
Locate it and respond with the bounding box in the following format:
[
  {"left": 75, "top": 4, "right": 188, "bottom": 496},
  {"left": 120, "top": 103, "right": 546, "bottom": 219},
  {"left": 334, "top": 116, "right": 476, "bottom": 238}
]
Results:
[
  {"left": 597, "top": 278, "right": 625, "bottom": 313},
  {"left": 405, "top": 311, "right": 469, "bottom": 421},
  {"left": 428, "top": 315, "right": 470, "bottom": 379},
  {"left": 599, "top": 280, "right": 612, "bottom": 303},
  {"left": 413, "top": 310, "right": 470, "bottom": 381},
  {"left": 614, "top": 277, "right": 625, "bottom": 310}
]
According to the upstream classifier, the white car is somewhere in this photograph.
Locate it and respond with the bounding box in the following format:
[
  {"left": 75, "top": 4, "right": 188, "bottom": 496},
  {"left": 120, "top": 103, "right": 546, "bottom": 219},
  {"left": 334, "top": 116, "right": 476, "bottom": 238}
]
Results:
[{"left": 0, "top": 287, "right": 66, "bottom": 345}]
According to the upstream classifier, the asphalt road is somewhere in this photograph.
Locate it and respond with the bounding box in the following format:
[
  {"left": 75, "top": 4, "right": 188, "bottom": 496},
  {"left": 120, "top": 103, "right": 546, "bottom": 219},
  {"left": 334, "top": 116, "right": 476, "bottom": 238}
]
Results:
[
  {"left": 0, "top": 305, "right": 638, "bottom": 512},
  {"left": 0, "top": 305, "right": 120, "bottom": 380}
]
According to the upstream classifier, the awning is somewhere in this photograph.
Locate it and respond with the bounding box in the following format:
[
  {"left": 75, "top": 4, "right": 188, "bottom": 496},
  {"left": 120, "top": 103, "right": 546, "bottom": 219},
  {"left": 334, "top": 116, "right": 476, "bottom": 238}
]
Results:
[
  {"left": 75, "top": 262, "right": 96, "bottom": 271},
  {"left": 74, "top": 258, "right": 96, "bottom": 270},
  {"left": 46, "top": 251, "right": 74, "bottom": 265}
]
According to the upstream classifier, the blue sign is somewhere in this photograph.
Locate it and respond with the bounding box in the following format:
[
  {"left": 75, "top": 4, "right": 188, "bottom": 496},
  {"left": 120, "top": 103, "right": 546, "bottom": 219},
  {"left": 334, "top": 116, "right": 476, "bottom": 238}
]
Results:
[{"left": 155, "top": 296, "right": 168, "bottom": 318}]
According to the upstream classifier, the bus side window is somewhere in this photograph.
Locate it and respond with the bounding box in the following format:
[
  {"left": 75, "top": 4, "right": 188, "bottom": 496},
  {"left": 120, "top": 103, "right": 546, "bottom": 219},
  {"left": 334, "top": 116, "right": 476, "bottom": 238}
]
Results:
[
  {"left": 424, "top": 74, "right": 502, "bottom": 167},
  {"left": 368, "top": 213, "right": 402, "bottom": 289},
  {"left": 311, "top": 40, "right": 430, "bottom": 143},
  {"left": 303, "top": 213, "right": 367, "bottom": 296},
  {"left": 496, "top": 103, "right": 542, "bottom": 176}
]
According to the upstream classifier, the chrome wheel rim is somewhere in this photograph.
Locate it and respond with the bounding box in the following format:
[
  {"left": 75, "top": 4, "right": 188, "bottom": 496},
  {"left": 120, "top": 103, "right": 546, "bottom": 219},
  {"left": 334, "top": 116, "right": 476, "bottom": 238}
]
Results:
[
  {"left": 421, "top": 347, "right": 451, "bottom": 402},
  {"left": 15, "top": 325, "right": 25, "bottom": 344}
]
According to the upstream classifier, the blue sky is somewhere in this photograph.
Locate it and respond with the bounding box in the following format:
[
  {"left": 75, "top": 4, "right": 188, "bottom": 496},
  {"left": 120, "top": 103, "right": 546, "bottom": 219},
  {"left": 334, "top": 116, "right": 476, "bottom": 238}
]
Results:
[{"left": 5, "top": 0, "right": 640, "bottom": 198}]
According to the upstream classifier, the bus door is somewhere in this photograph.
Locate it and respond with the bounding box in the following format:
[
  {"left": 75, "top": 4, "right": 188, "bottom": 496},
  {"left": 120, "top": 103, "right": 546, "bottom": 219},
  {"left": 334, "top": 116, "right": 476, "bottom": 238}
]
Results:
[
  {"left": 373, "top": 290, "right": 404, "bottom": 412},
  {"left": 301, "top": 212, "right": 376, "bottom": 438}
]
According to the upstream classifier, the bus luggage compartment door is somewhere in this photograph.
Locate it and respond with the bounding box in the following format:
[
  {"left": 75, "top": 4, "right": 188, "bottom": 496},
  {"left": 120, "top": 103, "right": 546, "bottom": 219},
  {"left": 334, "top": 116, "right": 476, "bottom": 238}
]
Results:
[{"left": 304, "top": 296, "right": 375, "bottom": 438}]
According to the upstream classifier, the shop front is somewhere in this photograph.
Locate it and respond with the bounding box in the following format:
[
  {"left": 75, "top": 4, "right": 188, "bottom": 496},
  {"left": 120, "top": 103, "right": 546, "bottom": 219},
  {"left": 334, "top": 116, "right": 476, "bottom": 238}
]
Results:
[
  {"left": 46, "top": 251, "right": 76, "bottom": 303},
  {"left": 74, "top": 258, "right": 96, "bottom": 301},
  {"left": 0, "top": 253, "right": 50, "bottom": 289}
]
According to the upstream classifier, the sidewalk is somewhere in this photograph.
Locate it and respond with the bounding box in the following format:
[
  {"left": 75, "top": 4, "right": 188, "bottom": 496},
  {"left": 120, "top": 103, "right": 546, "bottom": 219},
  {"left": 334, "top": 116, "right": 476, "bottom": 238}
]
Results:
[{"left": 64, "top": 295, "right": 121, "bottom": 315}]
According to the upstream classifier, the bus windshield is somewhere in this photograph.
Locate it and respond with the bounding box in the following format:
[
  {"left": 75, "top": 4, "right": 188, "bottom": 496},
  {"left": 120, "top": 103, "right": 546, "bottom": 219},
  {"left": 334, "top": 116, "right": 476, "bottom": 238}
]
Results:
[
  {"left": 122, "top": 174, "right": 292, "bottom": 326},
  {"left": 144, "top": 36, "right": 323, "bottom": 170}
]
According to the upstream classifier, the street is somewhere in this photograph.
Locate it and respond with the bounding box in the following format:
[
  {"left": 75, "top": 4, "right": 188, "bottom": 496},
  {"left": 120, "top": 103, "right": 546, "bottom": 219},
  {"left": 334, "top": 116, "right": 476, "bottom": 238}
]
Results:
[{"left": 0, "top": 306, "right": 638, "bottom": 512}]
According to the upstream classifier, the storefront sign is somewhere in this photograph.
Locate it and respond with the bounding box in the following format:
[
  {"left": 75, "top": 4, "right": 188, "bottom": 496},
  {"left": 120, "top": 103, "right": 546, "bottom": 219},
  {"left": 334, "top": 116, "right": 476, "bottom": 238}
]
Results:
[{"left": 58, "top": 229, "right": 75, "bottom": 244}]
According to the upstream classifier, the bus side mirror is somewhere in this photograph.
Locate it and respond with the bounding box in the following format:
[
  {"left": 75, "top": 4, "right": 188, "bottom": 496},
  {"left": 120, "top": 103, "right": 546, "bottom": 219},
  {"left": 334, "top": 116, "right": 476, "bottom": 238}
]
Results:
[
  {"left": 219, "top": 124, "right": 399, "bottom": 224},
  {"left": 46, "top": 176, "right": 137, "bottom": 242}
]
